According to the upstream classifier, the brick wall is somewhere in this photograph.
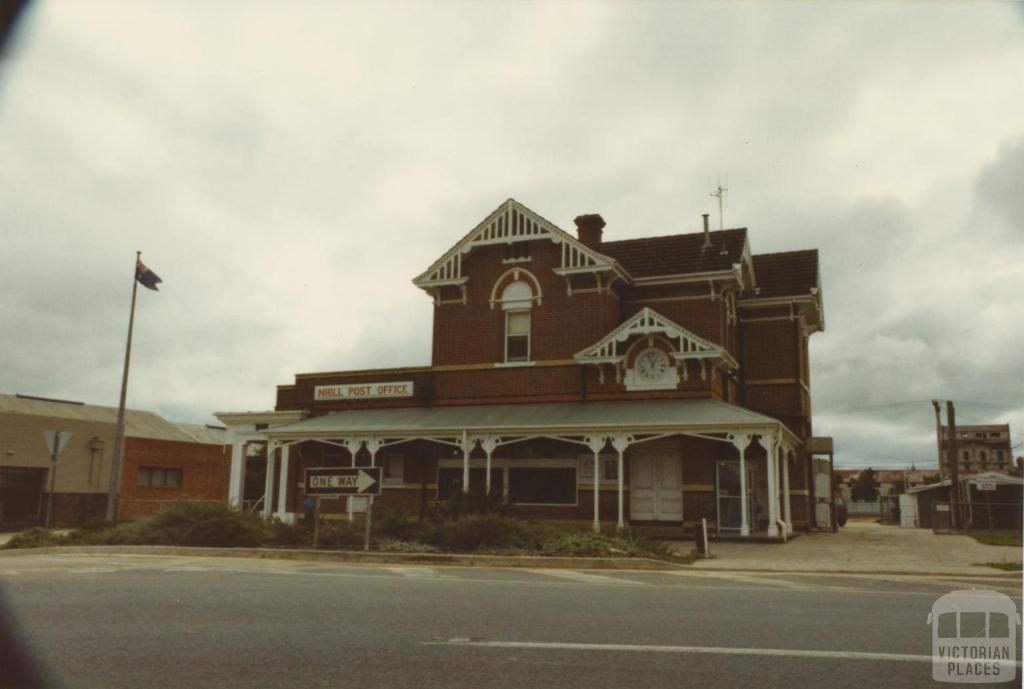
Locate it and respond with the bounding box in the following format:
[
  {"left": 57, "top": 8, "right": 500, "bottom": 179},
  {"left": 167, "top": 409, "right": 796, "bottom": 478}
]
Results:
[{"left": 119, "top": 437, "right": 230, "bottom": 519}]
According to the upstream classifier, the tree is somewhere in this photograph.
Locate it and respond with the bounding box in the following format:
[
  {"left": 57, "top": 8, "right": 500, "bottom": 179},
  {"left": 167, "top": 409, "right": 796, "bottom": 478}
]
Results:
[
  {"left": 850, "top": 467, "right": 880, "bottom": 502},
  {"left": 921, "top": 473, "right": 942, "bottom": 485}
]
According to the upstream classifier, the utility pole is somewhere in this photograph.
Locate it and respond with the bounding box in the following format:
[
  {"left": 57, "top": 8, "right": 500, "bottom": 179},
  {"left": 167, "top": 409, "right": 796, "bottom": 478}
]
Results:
[
  {"left": 946, "top": 400, "right": 961, "bottom": 530},
  {"left": 931, "top": 400, "right": 944, "bottom": 482}
]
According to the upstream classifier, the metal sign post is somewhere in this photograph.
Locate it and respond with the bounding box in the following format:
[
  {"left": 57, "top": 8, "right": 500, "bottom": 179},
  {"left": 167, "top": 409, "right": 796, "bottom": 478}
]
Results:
[
  {"left": 364, "top": 496, "right": 373, "bottom": 552},
  {"left": 42, "top": 431, "right": 71, "bottom": 529},
  {"left": 304, "top": 467, "right": 382, "bottom": 551},
  {"left": 312, "top": 497, "right": 320, "bottom": 549}
]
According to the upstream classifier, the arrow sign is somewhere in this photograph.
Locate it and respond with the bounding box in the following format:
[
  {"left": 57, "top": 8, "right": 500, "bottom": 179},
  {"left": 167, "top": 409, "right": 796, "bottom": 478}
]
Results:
[
  {"left": 304, "top": 467, "right": 382, "bottom": 496},
  {"left": 43, "top": 430, "right": 72, "bottom": 458}
]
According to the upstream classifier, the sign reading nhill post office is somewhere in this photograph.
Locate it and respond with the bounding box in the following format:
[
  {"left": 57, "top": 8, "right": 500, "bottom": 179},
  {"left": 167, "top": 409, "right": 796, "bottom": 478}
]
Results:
[
  {"left": 304, "top": 467, "right": 382, "bottom": 496},
  {"left": 314, "top": 381, "right": 414, "bottom": 401}
]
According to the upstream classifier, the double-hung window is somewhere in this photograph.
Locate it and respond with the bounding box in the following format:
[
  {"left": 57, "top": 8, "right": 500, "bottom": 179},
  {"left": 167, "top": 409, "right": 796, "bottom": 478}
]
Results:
[{"left": 505, "top": 310, "right": 530, "bottom": 362}]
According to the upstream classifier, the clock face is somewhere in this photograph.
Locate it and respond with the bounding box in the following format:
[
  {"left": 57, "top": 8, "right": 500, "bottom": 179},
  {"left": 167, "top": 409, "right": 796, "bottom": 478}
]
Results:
[{"left": 636, "top": 348, "right": 669, "bottom": 382}]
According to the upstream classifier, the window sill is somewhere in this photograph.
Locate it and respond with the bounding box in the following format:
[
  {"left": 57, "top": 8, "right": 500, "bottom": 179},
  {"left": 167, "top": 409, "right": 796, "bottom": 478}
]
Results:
[
  {"left": 501, "top": 257, "right": 532, "bottom": 264},
  {"left": 495, "top": 361, "right": 535, "bottom": 368}
]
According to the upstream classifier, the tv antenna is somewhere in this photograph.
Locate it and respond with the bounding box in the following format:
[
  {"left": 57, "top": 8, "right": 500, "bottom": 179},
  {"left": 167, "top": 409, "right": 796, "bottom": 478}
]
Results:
[{"left": 710, "top": 179, "right": 727, "bottom": 230}]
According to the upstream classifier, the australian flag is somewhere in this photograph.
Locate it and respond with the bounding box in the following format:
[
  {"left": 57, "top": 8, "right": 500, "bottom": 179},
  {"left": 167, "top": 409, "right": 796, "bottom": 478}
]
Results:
[{"left": 136, "top": 258, "right": 162, "bottom": 291}]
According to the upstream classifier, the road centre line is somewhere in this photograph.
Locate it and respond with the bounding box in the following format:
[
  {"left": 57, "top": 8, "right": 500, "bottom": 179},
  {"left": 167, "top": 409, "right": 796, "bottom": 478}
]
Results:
[
  {"left": 426, "top": 639, "right": 1024, "bottom": 666},
  {"left": 386, "top": 567, "right": 438, "bottom": 577}
]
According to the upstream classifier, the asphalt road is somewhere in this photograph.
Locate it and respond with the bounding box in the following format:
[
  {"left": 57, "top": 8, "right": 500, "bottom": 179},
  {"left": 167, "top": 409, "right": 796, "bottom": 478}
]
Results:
[{"left": 1, "top": 554, "right": 1021, "bottom": 689}]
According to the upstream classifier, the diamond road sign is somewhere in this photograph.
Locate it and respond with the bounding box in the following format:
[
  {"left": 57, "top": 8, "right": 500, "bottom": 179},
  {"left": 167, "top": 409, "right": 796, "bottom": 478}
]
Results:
[{"left": 304, "top": 467, "right": 382, "bottom": 496}]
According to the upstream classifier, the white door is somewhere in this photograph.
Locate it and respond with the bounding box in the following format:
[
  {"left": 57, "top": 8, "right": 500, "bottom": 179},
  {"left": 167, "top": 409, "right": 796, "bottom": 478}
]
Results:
[{"left": 630, "top": 443, "right": 682, "bottom": 522}]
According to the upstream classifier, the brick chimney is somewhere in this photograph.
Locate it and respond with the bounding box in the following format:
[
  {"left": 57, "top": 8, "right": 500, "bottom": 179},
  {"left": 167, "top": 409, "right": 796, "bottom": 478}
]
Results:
[{"left": 574, "top": 214, "right": 605, "bottom": 247}]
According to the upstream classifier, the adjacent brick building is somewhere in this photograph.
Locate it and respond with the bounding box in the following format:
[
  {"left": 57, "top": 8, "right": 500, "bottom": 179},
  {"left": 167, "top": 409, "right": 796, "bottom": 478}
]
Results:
[
  {"left": 218, "top": 199, "right": 827, "bottom": 539},
  {"left": 0, "top": 393, "right": 227, "bottom": 528}
]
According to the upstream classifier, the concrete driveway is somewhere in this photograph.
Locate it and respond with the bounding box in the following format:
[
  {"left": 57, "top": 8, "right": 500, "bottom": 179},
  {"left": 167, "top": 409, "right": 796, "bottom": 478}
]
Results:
[{"left": 693, "top": 519, "right": 1022, "bottom": 575}]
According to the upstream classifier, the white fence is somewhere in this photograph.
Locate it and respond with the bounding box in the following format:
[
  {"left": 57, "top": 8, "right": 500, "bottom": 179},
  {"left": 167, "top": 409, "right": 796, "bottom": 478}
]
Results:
[{"left": 847, "top": 500, "right": 880, "bottom": 516}]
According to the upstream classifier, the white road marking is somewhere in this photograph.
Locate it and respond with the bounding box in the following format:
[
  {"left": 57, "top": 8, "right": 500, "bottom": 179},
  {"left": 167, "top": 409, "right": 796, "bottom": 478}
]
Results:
[
  {"left": 67, "top": 567, "right": 118, "bottom": 574},
  {"left": 386, "top": 566, "right": 437, "bottom": 577},
  {"left": 427, "top": 639, "right": 1019, "bottom": 666},
  {"left": 163, "top": 566, "right": 209, "bottom": 572},
  {"left": 530, "top": 569, "right": 646, "bottom": 586},
  {"left": 674, "top": 571, "right": 821, "bottom": 590}
]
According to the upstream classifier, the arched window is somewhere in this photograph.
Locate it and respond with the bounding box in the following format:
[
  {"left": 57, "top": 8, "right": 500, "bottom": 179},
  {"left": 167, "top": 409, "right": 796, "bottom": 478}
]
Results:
[{"left": 502, "top": 281, "right": 532, "bottom": 362}]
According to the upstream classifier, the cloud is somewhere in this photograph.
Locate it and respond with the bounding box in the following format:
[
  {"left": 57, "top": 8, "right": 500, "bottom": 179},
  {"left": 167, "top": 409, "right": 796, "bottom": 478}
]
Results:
[{"left": 0, "top": 2, "right": 1021, "bottom": 471}]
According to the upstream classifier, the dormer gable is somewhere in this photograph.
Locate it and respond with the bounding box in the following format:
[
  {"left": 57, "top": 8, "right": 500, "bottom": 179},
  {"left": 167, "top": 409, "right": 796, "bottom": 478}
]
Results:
[
  {"left": 575, "top": 306, "right": 739, "bottom": 385},
  {"left": 412, "top": 199, "right": 630, "bottom": 299}
]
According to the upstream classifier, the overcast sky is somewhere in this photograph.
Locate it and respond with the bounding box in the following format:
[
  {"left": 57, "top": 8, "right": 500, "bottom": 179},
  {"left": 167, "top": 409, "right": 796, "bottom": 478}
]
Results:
[{"left": 1, "top": 2, "right": 1021, "bottom": 468}]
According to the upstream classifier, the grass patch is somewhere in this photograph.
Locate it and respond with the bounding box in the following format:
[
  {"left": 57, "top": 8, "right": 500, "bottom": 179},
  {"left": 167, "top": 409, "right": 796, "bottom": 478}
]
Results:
[{"left": 965, "top": 529, "right": 1023, "bottom": 547}]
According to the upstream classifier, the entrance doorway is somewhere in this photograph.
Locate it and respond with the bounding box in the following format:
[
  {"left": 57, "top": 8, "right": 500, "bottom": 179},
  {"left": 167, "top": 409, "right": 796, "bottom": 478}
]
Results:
[
  {"left": 630, "top": 442, "right": 682, "bottom": 522},
  {"left": 0, "top": 467, "right": 46, "bottom": 526},
  {"left": 716, "top": 460, "right": 757, "bottom": 532}
]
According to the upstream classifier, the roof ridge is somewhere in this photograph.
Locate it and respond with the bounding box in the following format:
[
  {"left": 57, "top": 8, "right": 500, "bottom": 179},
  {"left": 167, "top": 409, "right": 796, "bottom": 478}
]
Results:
[
  {"left": 600, "top": 228, "right": 747, "bottom": 245},
  {"left": 752, "top": 248, "right": 818, "bottom": 258}
]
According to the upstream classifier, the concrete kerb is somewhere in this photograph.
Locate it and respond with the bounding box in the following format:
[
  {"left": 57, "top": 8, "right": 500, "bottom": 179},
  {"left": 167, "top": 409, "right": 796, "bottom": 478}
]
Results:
[
  {"left": 0, "top": 545, "right": 688, "bottom": 571},
  {"left": 0, "top": 545, "right": 1020, "bottom": 578}
]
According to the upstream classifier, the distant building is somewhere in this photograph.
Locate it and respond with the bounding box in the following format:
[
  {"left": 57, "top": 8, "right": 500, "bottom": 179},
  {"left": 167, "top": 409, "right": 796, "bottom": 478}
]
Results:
[
  {"left": 0, "top": 393, "right": 228, "bottom": 528},
  {"left": 941, "top": 424, "right": 1013, "bottom": 476},
  {"left": 834, "top": 468, "right": 940, "bottom": 502}
]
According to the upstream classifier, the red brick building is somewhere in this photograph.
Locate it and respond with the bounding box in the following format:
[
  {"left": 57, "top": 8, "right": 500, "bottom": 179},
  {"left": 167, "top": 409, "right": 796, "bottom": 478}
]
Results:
[
  {"left": 217, "top": 199, "right": 826, "bottom": 538},
  {"left": 0, "top": 393, "right": 228, "bottom": 528}
]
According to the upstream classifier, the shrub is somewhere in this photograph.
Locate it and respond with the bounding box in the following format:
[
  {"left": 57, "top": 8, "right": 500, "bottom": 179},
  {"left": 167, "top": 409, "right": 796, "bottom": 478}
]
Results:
[
  {"left": 370, "top": 504, "right": 424, "bottom": 542},
  {"left": 540, "top": 531, "right": 641, "bottom": 558},
  {"left": 2, "top": 527, "right": 67, "bottom": 549},
  {"left": 264, "top": 518, "right": 312, "bottom": 547},
  {"left": 374, "top": 538, "right": 441, "bottom": 554},
  {"left": 315, "top": 519, "right": 365, "bottom": 549},
  {"left": 66, "top": 502, "right": 269, "bottom": 548},
  {"left": 430, "top": 514, "right": 545, "bottom": 552},
  {"left": 431, "top": 489, "right": 515, "bottom": 520},
  {"left": 180, "top": 516, "right": 265, "bottom": 547}
]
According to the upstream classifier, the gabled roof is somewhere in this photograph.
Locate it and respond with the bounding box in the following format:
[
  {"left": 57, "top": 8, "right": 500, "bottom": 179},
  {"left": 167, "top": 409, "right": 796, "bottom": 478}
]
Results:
[
  {"left": 744, "top": 250, "right": 819, "bottom": 298},
  {"left": 412, "top": 199, "right": 627, "bottom": 290},
  {"left": 599, "top": 229, "right": 749, "bottom": 279},
  {"left": 0, "top": 393, "right": 224, "bottom": 444},
  {"left": 575, "top": 306, "right": 738, "bottom": 371}
]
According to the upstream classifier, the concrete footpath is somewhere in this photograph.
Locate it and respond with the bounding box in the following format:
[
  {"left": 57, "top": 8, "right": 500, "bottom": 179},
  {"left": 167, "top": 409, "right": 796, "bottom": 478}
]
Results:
[{"left": 687, "top": 520, "right": 1023, "bottom": 576}]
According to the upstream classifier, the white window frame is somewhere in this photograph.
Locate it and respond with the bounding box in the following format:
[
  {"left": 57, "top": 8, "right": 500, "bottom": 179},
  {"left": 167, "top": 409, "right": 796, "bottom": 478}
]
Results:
[{"left": 504, "top": 310, "right": 531, "bottom": 363}]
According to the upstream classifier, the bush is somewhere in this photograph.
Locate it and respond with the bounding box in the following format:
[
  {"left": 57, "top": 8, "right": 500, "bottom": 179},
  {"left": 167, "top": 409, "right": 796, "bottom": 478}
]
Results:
[
  {"left": 540, "top": 531, "right": 641, "bottom": 558},
  {"left": 63, "top": 502, "right": 269, "bottom": 548},
  {"left": 264, "top": 518, "right": 312, "bottom": 547},
  {"left": 2, "top": 527, "right": 67, "bottom": 549},
  {"left": 429, "top": 514, "right": 547, "bottom": 552},
  {"left": 180, "top": 516, "right": 265, "bottom": 547},
  {"left": 370, "top": 504, "right": 424, "bottom": 542},
  {"left": 430, "top": 489, "right": 515, "bottom": 520},
  {"left": 315, "top": 519, "right": 365, "bottom": 549}
]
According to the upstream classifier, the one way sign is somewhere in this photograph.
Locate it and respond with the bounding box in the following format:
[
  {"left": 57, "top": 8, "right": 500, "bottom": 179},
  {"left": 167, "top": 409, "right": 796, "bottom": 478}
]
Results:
[{"left": 304, "top": 467, "right": 382, "bottom": 496}]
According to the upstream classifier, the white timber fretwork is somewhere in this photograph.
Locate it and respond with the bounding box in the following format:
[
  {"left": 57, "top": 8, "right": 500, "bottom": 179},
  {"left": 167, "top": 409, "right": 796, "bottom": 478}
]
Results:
[
  {"left": 412, "top": 199, "right": 629, "bottom": 300},
  {"left": 574, "top": 307, "right": 740, "bottom": 384}
]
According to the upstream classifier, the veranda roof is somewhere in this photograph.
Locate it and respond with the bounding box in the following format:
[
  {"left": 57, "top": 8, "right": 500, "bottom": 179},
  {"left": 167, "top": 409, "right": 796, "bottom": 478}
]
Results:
[{"left": 265, "top": 398, "right": 795, "bottom": 443}]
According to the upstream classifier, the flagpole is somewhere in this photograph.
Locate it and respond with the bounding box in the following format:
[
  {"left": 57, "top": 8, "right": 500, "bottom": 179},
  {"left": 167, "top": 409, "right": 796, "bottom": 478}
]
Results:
[{"left": 106, "top": 251, "right": 141, "bottom": 522}]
